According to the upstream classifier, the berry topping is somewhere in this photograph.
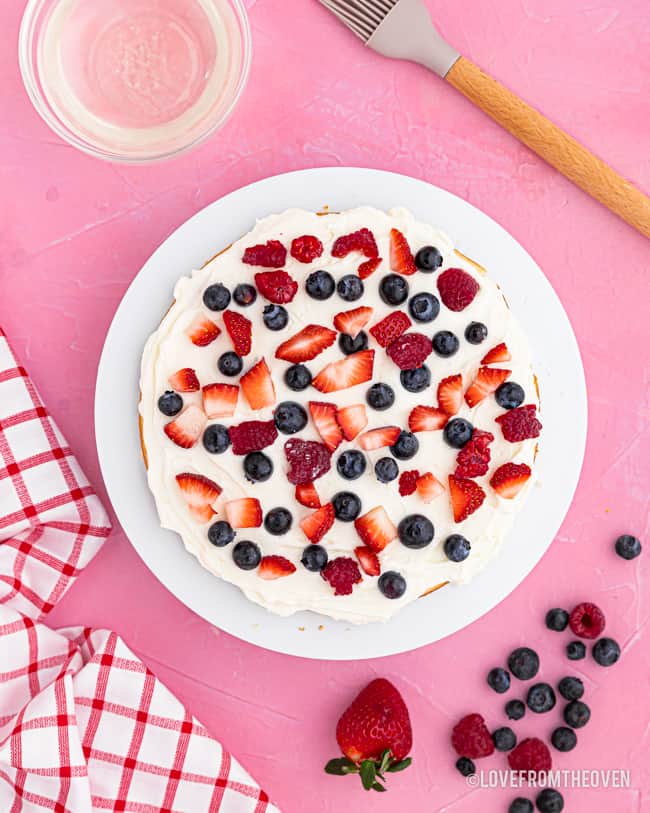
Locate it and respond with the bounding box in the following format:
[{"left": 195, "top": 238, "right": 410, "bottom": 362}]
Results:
[
  {"left": 448, "top": 475, "right": 486, "bottom": 522},
  {"left": 495, "top": 405, "right": 542, "bottom": 442},
  {"left": 285, "top": 438, "right": 332, "bottom": 484},
  {"left": 309, "top": 401, "right": 344, "bottom": 451},
  {"left": 408, "top": 405, "right": 448, "bottom": 433},
  {"left": 508, "top": 738, "right": 551, "bottom": 774},
  {"left": 487, "top": 667, "right": 511, "bottom": 693},
  {"left": 495, "top": 381, "right": 525, "bottom": 410},
  {"left": 208, "top": 520, "right": 235, "bottom": 547},
  {"left": 358, "top": 426, "right": 401, "bottom": 451},
  {"left": 203, "top": 283, "right": 231, "bottom": 312},
  {"left": 274, "top": 401, "right": 308, "bottom": 435},
  {"left": 301, "top": 544, "right": 328, "bottom": 572},
  {"left": 175, "top": 473, "right": 221, "bottom": 523},
  {"left": 229, "top": 419, "right": 278, "bottom": 455},
  {"left": 444, "top": 534, "right": 471, "bottom": 562},
  {"left": 551, "top": 727, "right": 577, "bottom": 752},
  {"left": 334, "top": 306, "right": 373, "bottom": 337},
  {"left": 386, "top": 332, "right": 433, "bottom": 370},
  {"left": 312, "top": 349, "right": 375, "bottom": 393},
  {"left": 592, "top": 637, "right": 620, "bottom": 666},
  {"left": 400, "top": 365, "right": 431, "bottom": 393},
  {"left": 290, "top": 235, "right": 323, "bottom": 263},
  {"left": 379, "top": 274, "right": 409, "bottom": 306},
  {"left": 490, "top": 462, "right": 532, "bottom": 498},
  {"left": 464, "top": 322, "right": 488, "bottom": 345},
  {"left": 203, "top": 425, "right": 230, "bottom": 455},
  {"left": 443, "top": 417, "right": 473, "bottom": 449},
  {"left": 465, "top": 366, "right": 511, "bottom": 407},
  {"left": 337, "top": 274, "right": 364, "bottom": 301},
  {"left": 615, "top": 533, "right": 642, "bottom": 560},
  {"left": 243, "top": 239, "right": 287, "bottom": 268},
  {"left": 164, "top": 405, "right": 206, "bottom": 449},
  {"left": 331, "top": 228, "right": 379, "bottom": 259},
  {"left": 321, "top": 556, "right": 363, "bottom": 596},
  {"left": 275, "top": 324, "right": 337, "bottom": 363},
  {"left": 481, "top": 342, "right": 512, "bottom": 364},
  {"left": 390, "top": 431, "right": 419, "bottom": 460},
  {"left": 338, "top": 331, "right": 368, "bottom": 355},
  {"left": 455, "top": 429, "right": 494, "bottom": 478},
  {"left": 258, "top": 555, "right": 296, "bottom": 580},
  {"left": 416, "top": 472, "right": 444, "bottom": 503},
  {"left": 505, "top": 700, "right": 526, "bottom": 721},
  {"left": 437, "top": 374, "right": 463, "bottom": 416},
  {"left": 202, "top": 383, "right": 239, "bottom": 419},
  {"left": 493, "top": 727, "right": 517, "bottom": 752},
  {"left": 240, "top": 358, "right": 276, "bottom": 410},
  {"left": 558, "top": 677, "right": 584, "bottom": 701},
  {"left": 355, "top": 546, "right": 380, "bottom": 576},
  {"left": 566, "top": 641, "right": 586, "bottom": 660},
  {"left": 408, "top": 292, "right": 440, "bottom": 323},
  {"left": 336, "top": 404, "right": 368, "bottom": 440},
  {"left": 509, "top": 647, "right": 540, "bottom": 680},
  {"left": 232, "top": 540, "right": 262, "bottom": 570},
  {"left": 254, "top": 270, "right": 298, "bottom": 304},
  {"left": 366, "top": 382, "right": 395, "bottom": 411},
  {"left": 218, "top": 352, "right": 243, "bottom": 377},
  {"left": 223, "top": 310, "right": 252, "bottom": 356},
  {"left": 451, "top": 714, "right": 495, "bottom": 759},
  {"left": 437, "top": 267, "right": 480, "bottom": 312},
  {"left": 369, "top": 311, "right": 412, "bottom": 347},
  {"left": 545, "top": 608, "right": 569, "bottom": 631},
  {"left": 354, "top": 506, "right": 397, "bottom": 553},
  {"left": 264, "top": 507, "right": 293, "bottom": 535},
  {"left": 285, "top": 363, "right": 312, "bottom": 391},
  {"left": 398, "top": 514, "right": 434, "bottom": 549},
  {"left": 263, "top": 305, "right": 289, "bottom": 331},
  {"left": 233, "top": 283, "right": 257, "bottom": 307},
  {"left": 295, "top": 481, "right": 321, "bottom": 508},
  {"left": 569, "top": 602, "right": 606, "bottom": 639},
  {"left": 332, "top": 491, "right": 362, "bottom": 522},
  {"left": 187, "top": 315, "right": 220, "bottom": 347},
  {"left": 398, "top": 470, "right": 419, "bottom": 496},
  {"left": 563, "top": 700, "right": 590, "bottom": 728},
  {"left": 389, "top": 228, "right": 417, "bottom": 275},
  {"left": 243, "top": 451, "right": 273, "bottom": 482},
  {"left": 527, "top": 683, "right": 556, "bottom": 713},
  {"left": 375, "top": 457, "right": 399, "bottom": 483},
  {"left": 536, "top": 789, "right": 564, "bottom": 813},
  {"left": 455, "top": 757, "right": 476, "bottom": 777},
  {"left": 225, "top": 498, "right": 263, "bottom": 529},
  {"left": 415, "top": 245, "right": 443, "bottom": 272},
  {"left": 158, "top": 391, "right": 183, "bottom": 416},
  {"left": 336, "top": 449, "right": 367, "bottom": 480},
  {"left": 432, "top": 330, "right": 459, "bottom": 357},
  {"left": 357, "top": 257, "right": 382, "bottom": 279},
  {"left": 169, "top": 368, "right": 200, "bottom": 392},
  {"left": 306, "top": 270, "right": 336, "bottom": 300},
  {"left": 378, "top": 571, "right": 407, "bottom": 599}
]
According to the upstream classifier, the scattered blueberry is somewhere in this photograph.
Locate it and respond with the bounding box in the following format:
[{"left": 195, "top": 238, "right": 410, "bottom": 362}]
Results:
[
  {"left": 443, "top": 418, "right": 474, "bottom": 449},
  {"left": 444, "top": 534, "right": 471, "bottom": 562},
  {"left": 337, "top": 274, "right": 364, "bottom": 301},
  {"left": 487, "top": 667, "right": 511, "bottom": 694},
  {"left": 232, "top": 540, "right": 261, "bottom": 571},
  {"left": 218, "top": 351, "right": 243, "bottom": 377},
  {"left": 203, "top": 283, "right": 231, "bottom": 311},
  {"left": 432, "top": 330, "right": 459, "bottom": 357},
  {"left": 379, "top": 274, "right": 409, "bottom": 306},
  {"left": 527, "top": 683, "right": 556, "bottom": 713},
  {"left": 464, "top": 321, "right": 488, "bottom": 344},
  {"left": 455, "top": 757, "right": 475, "bottom": 777},
  {"left": 285, "top": 363, "right": 312, "bottom": 391},
  {"left": 208, "top": 521, "right": 235, "bottom": 547},
  {"left": 263, "top": 305, "right": 289, "bottom": 331},
  {"left": 375, "top": 457, "right": 399, "bottom": 483},
  {"left": 158, "top": 391, "right": 183, "bottom": 416},
  {"left": 415, "top": 245, "right": 443, "bottom": 272},
  {"left": 202, "top": 424, "right": 230, "bottom": 454},
  {"left": 366, "top": 382, "right": 395, "bottom": 411},
  {"left": 592, "top": 637, "right": 620, "bottom": 667},
  {"left": 566, "top": 640, "right": 586, "bottom": 660},
  {"left": 509, "top": 799, "right": 533, "bottom": 813},
  {"left": 378, "top": 571, "right": 407, "bottom": 599},
  {"left": 332, "top": 491, "right": 362, "bottom": 522},
  {"left": 558, "top": 677, "right": 584, "bottom": 701},
  {"left": 551, "top": 727, "right": 577, "bottom": 752},
  {"left": 505, "top": 699, "right": 526, "bottom": 721},
  {"left": 563, "top": 699, "right": 590, "bottom": 728},
  {"left": 508, "top": 647, "right": 540, "bottom": 681},
  {"left": 492, "top": 727, "right": 517, "bottom": 751},
  {"left": 495, "top": 381, "right": 525, "bottom": 410},
  {"left": 536, "top": 789, "right": 564, "bottom": 813},
  {"left": 400, "top": 365, "right": 431, "bottom": 393},
  {"left": 390, "top": 431, "right": 419, "bottom": 460},
  {"left": 408, "top": 292, "right": 440, "bottom": 323},
  {"left": 398, "top": 514, "right": 434, "bottom": 549},
  {"left": 243, "top": 452, "right": 273, "bottom": 483},
  {"left": 615, "top": 534, "right": 642, "bottom": 560},
  {"left": 306, "top": 270, "right": 335, "bottom": 300},
  {"left": 233, "top": 283, "right": 257, "bottom": 307},
  {"left": 264, "top": 507, "right": 293, "bottom": 535},
  {"left": 274, "top": 401, "right": 308, "bottom": 435},
  {"left": 336, "top": 450, "right": 367, "bottom": 480},
  {"left": 339, "top": 331, "right": 368, "bottom": 355},
  {"left": 545, "top": 608, "right": 569, "bottom": 632},
  {"left": 301, "top": 544, "right": 328, "bottom": 572}
]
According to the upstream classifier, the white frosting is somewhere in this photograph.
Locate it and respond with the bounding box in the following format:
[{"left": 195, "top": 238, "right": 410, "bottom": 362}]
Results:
[{"left": 139, "top": 207, "right": 540, "bottom": 624}]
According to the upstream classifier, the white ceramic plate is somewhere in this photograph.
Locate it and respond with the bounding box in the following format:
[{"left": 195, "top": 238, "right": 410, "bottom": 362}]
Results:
[{"left": 95, "top": 167, "right": 587, "bottom": 660}]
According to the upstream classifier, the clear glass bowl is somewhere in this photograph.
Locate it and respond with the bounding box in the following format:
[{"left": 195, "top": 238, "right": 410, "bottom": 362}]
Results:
[{"left": 19, "top": 0, "right": 251, "bottom": 163}]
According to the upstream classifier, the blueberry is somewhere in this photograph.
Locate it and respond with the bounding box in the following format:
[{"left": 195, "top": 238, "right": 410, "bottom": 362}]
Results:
[
  {"left": 243, "top": 452, "right": 273, "bottom": 483},
  {"left": 263, "top": 305, "right": 289, "bottom": 331},
  {"left": 592, "top": 637, "right": 620, "bottom": 666},
  {"left": 366, "top": 382, "right": 395, "bottom": 411},
  {"left": 306, "top": 270, "right": 335, "bottom": 300},
  {"left": 264, "top": 507, "right": 293, "bottom": 535},
  {"left": 232, "top": 540, "right": 261, "bottom": 571},
  {"left": 563, "top": 699, "right": 590, "bottom": 728},
  {"left": 285, "top": 364, "right": 312, "bottom": 391},
  {"left": 339, "top": 331, "right": 368, "bottom": 355},
  {"left": 337, "top": 274, "right": 364, "bottom": 301},
  {"left": 615, "top": 533, "right": 642, "bottom": 560},
  {"left": 208, "top": 521, "right": 235, "bottom": 547},
  {"left": 379, "top": 274, "right": 409, "bottom": 305},
  {"left": 455, "top": 757, "right": 475, "bottom": 777},
  {"left": 158, "top": 391, "right": 183, "bottom": 416},
  {"left": 551, "top": 727, "right": 577, "bottom": 752},
  {"left": 526, "top": 683, "right": 556, "bottom": 713},
  {"left": 487, "top": 667, "right": 510, "bottom": 694},
  {"left": 233, "top": 283, "right": 257, "bottom": 307},
  {"left": 432, "top": 330, "right": 459, "bottom": 357},
  {"left": 203, "top": 283, "right": 231, "bottom": 311},
  {"left": 464, "top": 322, "right": 488, "bottom": 344},
  {"left": 505, "top": 699, "right": 526, "bottom": 721},
  {"left": 202, "top": 424, "right": 231, "bottom": 454},
  {"left": 536, "top": 789, "right": 564, "bottom": 813},
  {"left": 566, "top": 640, "right": 586, "bottom": 660},
  {"left": 508, "top": 647, "right": 540, "bottom": 681},
  {"left": 400, "top": 365, "right": 431, "bottom": 393},
  {"left": 443, "top": 418, "right": 473, "bottom": 449},
  {"left": 545, "top": 608, "right": 569, "bottom": 632},
  {"left": 332, "top": 491, "right": 362, "bottom": 522},
  {"left": 301, "top": 544, "right": 328, "bottom": 572},
  {"left": 496, "top": 381, "right": 525, "bottom": 410},
  {"left": 336, "top": 450, "right": 367, "bottom": 480},
  {"left": 375, "top": 457, "right": 399, "bottom": 483},
  {"left": 415, "top": 245, "right": 443, "bottom": 271},
  {"left": 492, "top": 727, "right": 517, "bottom": 751},
  {"left": 390, "top": 431, "right": 419, "bottom": 460},
  {"left": 398, "top": 514, "right": 434, "bottom": 548},
  {"left": 274, "top": 401, "right": 308, "bottom": 435},
  {"left": 444, "top": 534, "right": 470, "bottom": 562},
  {"left": 378, "top": 571, "right": 407, "bottom": 599},
  {"left": 408, "top": 292, "right": 440, "bottom": 323},
  {"left": 509, "top": 799, "right": 533, "bottom": 813},
  {"left": 218, "top": 351, "right": 243, "bottom": 377},
  {"left": 558, "top": 677, "right": 584, "bottom": 701}
]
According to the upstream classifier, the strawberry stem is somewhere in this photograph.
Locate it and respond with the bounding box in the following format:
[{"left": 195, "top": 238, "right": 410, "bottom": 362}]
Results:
[{"left": 324, "top": 749, "right": 412, "bottom": 791}]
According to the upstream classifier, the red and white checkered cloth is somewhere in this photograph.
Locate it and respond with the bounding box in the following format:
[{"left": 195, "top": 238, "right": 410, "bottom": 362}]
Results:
[{"left": 0, "top": 327, "right": 279, "bottom": 813}]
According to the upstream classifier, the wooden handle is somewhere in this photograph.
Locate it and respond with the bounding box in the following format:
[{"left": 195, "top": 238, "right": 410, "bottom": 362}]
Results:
[{"left": 446, "top": 57, "right": 650, "bottom": 239}]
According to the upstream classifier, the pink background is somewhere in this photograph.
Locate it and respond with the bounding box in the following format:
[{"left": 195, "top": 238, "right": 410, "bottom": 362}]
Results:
[{"left": 2, "top": 0, "right": 649, "bottom": 810}]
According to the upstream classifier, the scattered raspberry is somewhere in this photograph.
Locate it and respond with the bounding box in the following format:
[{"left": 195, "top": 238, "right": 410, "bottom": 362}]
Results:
[
  {"left": 254, "top": 270, "right": 298, "bottom": 304},
  {"left": 451, "top": 714, "right": 495, "bottom": 759},
  {"left": 386, "top": 333, "right": 433, "bottom": 370},
  {"left": 437, "top": 268, "right": 480, "bottom": 312},
  {"left": 223, "top": 310, "right": 252, "bottom": 356},
  {"left": 495, "top": 405, "right": 542, "bottom": 442},
  {"left": 284, "top": 438, "right": 332, "bottom": 484},
  {"left": 369, "top": 311, "right": 412, "bottom": 348},
  {"left": 243, "top": 240, "right": 287, "bottom": 268},
  {"left": 455, "top": 430, "right": 494, "bottom": 478},
  {"left": 508, "top": 738, "right": 552, "bottom": 774},
  {"left": 332, "top": 228, "right": 379, "bottom": 259},
  {"left": 399, "top": 470, "right": 420, "bottom": 496},
  {"left": 291, "top": 235, "right": 324, "bottom": 263},
  {"left": 358, "top": 257, "right": 382, "bottom": 279},
  {"left": 321, "top": 556, "right": 363, "bottom": 596},
  {"left": 569, "top": 602, "right": 606, "bottom": 639},
  {"left": 229, "top": 420, "right": 278, "bottom": 456}
]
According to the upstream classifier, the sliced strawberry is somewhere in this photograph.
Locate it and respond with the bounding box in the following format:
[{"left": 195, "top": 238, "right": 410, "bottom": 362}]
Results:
[
  {"left": 437, "top": 374, "right": 463, "bottom": 416},
  {"left": 175, "top": 472, "right": 221, "bottom": 523},
  {"left": 223, "top": 310, "right": 252, "bottom": 356},
  {"left": 354, "top": 506, "right": 397, "bottom": 553},
  {"left": 481, "top": 342, "right": 512, "bottom": 364},
  {"left": 465, "top": 367, "right": 511, "bottom": 407},
  {"left": 358, "top": 257, "right": 382, "bottom": 280},
  {"left": 416, "top": 472, "right": 445, "bottom": 503},
  {"left": 295, "top": 482, "right": 321, "bottom": 509},
  {"left": 254, "top": 270, "right": 298, "bottom": 304},
  {"left": 300, "top": 503, "right": 335, "bottom": 544},
  {"left": 354, "top": 545, "right": 380, "bottom": 577},
  {"left": 187, "top": 315, "right": 220, "bottom": 347},
  {"left": 389, "top": 228, "right": 417, "bottom": 275},
  {"left": 275, "top": 324, "right": 337, "bottom": 363},
  {"left": 455, "top": 429, "right": 494, "bottom": 478},
  {"left": 290, "top": 235, "right": 324, "bottom": 263},
  {"left": 168, "top": 368, "right": 200, "bottom": 393},
  {"left": 202, "top": 383, "right": 239, "bottom": 419},
  {"left": 357, "top": 426, "right": 401, "bottom": 451},
  {"left": 336, "top": 404, "right": 368, "bottom": 441},
  {"left": 243, "top": 240, "right": 287, "bottom": 268},
  {"left": 164, "top": 405, "right": 206, "bottom": 448},
  {"left": 312, "top": 349, "right": 374, "bottom": 393},
  {"left": 408, "top": 406, "right": 448, "bottom": 433},
  {"left": 225, "top": 497, "right": 263, "bottom": 529},
  {"left": 258, "top": 555, "right": 296, "bottom": 580},
  {"left": 333, "top": 306, "right": 373, "bottom": 338},
  {"left": 369, "top": 311, "right": 412, "bottom": 348},
  {"left": 331, "top": 228, "right": 378, "bottom": 259},
  {"left": 399, "top": 470, "right": 419, "bottom": 496},
  {"left": 448, "top": 475, "right": 486, "bottom": 522},
  {"left": 240, "top": 359, "right": 276, "bottom": 411},
  {"left": 490, "top": 462, "right": 532, "bottom": 499},
  {"left": 309, "top": 401, "right": 343, "bottom": 452}
]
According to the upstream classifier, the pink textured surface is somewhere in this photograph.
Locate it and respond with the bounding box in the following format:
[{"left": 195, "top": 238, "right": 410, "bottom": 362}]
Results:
[{"left": 2, "top": 1, "right": 649, "bottom": 810}]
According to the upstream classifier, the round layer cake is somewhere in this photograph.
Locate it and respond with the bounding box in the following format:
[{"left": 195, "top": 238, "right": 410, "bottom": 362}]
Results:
[{"left": 139, "top": 207, "right": 542, "bottom": 624}]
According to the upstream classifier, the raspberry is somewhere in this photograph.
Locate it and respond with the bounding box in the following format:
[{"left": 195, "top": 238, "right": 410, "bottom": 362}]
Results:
[
  {"left": 243, "top": 240, "right": 287, "bottom": 268},
  {"left": 290, "top": 235, "right": 323, "bottom": 263},
  {"left": 495, "top": 405, "right": 542, "bottom": 442},
  {"left": 332, "top": 228, "right": 378, "bottom": 259},
  {"left": 369, "top": 311, "right": 412, "bottom": 348},
  {"left": 437, "top": 268, "right": 480, "bottom": 312},
  {"left": 386, "top": 333, "right": 433, "bottom": 370},
  {"left": 254, "top": 270, "right": 298, "bottom": 304},
  {"left": 358, "top": 257, "right": 382, "bottom": 279},
  {"left": 508, "top": 738, "right": 552, "bottom": 774},
  {"left": 229, "top": 420, "right": 278, "bottom": 455},
  {"left": 455, "top": 430, "right": 494, "bottom": 478},
  {"left": 451, "top": 714, "right": 495, "bottom": 759},
  {"left": 284, "top": 439, "right": 332, "bottom": 485},
  {"left": 321, "top": 556, "right": 363, "bottom": 596},
  {"left": 398, "top": 470, "right": 420, "bottom": 496},
  {"left": 569, "top": 602, "right": 606, "bottom": 639}
]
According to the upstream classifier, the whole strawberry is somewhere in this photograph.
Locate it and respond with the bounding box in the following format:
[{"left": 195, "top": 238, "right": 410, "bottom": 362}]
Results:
[{"left": 325, "top": 678, "right": 413, "bottom": 791}]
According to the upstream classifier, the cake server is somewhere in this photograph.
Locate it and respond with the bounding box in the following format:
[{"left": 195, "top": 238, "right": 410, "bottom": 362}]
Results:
[{"left": 318, "top": 0, "right": 650, "bottom": 239}]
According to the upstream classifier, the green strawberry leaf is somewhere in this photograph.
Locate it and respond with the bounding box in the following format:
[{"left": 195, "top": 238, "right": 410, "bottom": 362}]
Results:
[
  {"left": 378, "top": 749, "right": 393, "bottom": 774},
  {"left": 372, "top": 781, "right": 387, "bottom": 792},
  {"left": 387, "top": 757, "right": 412, "bottom": 772},
  {"left": 325, "top": 758, "right": 358, "bottom": 775},
  {"left": 360, "top": 760, "right": 377, "bottom": 790}
]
